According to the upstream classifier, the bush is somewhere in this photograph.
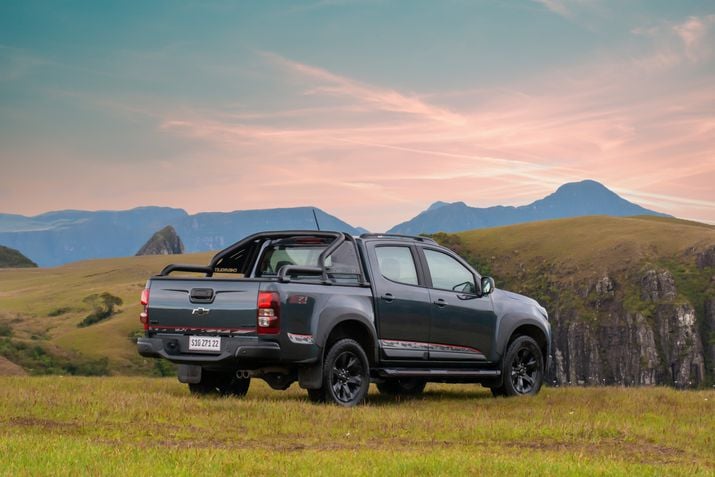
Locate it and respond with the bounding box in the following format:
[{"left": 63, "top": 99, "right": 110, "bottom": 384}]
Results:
[
  {"left": 48, "top": 307, "right": 72, "bottom": 317},
  {"left": 0, "top": 338, "right": 109, "bottom": 375},
  {"left": 78, "top": 293, "right": 123, "bottom": 328},
  {"left": 0, "top": 322, "right": 12, "bottom": 337}
]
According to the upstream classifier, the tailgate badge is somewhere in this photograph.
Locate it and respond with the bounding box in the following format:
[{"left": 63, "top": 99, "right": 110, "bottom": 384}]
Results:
[{"left": 192, "top": 307, "right": 211, "bottom": 316}]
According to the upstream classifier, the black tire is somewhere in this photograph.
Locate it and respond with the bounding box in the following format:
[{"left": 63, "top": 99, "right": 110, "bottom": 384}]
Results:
[
  {"left": 500, "top": 336, "right": 544, "bottom": 397},
  {"left": 321, "top": 338, "right": 370, "bottom": 407},
  {"left": 189, "top": 370, "right": 250, "bottom": 397},
  {"left": 377, "top": 378, "right": 426, "bottom": 396}
]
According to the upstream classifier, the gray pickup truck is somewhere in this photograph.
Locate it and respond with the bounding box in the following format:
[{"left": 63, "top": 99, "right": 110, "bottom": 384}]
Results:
[{"left": 137, "top": 231, "right": 550, "bottom": 406}]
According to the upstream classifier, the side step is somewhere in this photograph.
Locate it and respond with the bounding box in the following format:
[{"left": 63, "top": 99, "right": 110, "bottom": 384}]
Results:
[{"left": 376, "top": 368, "right": 500, "bottom": 378}]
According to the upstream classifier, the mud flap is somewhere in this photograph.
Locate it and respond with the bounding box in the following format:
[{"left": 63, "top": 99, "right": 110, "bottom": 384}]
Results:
[
  {"left": 298, "top": 356, "right": 323, "bottom": 389},
  {"left": 177, "top": 364, "right": 202, "bottom": 384}
]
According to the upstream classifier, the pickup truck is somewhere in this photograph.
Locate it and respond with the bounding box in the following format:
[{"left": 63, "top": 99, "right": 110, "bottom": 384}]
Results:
[{"left": 137, "top": 231, "right": 550, "bottom": 406}]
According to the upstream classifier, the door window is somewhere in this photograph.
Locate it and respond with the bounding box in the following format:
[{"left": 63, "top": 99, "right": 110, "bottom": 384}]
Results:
[
  {"left": 375, "top": 246, "right": 419, "bottom": 286},
  {"left": 423, "top": 249, "right": 475, "bottom": 293}
]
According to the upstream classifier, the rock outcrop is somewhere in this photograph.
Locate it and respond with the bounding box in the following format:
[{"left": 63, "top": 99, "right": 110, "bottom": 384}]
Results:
[
  {"left": 0, "top": 245, "right": 37, "bottom": 268},
  {"left": 548, "top": 268, "right": 707, "bottom": 388},
  {"left": 135, "top": 226, "right": 184, "bottom": 256}
]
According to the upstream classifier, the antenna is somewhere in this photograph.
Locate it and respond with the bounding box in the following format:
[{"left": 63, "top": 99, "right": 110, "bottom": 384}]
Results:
[{"left": 312, "top": 208, "right": 321, "bottom": 231}]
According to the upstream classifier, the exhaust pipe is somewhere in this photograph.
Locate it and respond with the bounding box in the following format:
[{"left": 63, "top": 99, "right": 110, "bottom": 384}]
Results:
[{"left": 236, "top": 370, "right": 252, "bottom": 379}]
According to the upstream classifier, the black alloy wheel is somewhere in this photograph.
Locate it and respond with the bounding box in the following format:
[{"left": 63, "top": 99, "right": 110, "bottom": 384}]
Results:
[
  {"left": 494, "top": 336, "right": 544, "bottom": 397},
  {"left": 322, "top": 338, "right": 370, "bottom": 406}
]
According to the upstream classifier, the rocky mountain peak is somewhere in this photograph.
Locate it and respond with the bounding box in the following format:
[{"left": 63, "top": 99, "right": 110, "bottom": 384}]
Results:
[{"left": 135, "top": 226, "right": 184, "bottom": 256}]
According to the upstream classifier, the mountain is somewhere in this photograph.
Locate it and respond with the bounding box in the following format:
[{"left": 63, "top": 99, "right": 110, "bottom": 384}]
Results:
[
  {"left": 0, "top": 215, "right": 712, "bottom": 385},
  {"left": 0, "top": 245, "right": 37, "bottom": 268},
  {"left": 0, "top": 206, "right": 362, "bottom": 267},
  {"left": 388, "top": 180, "right": 670, "bottom": 234},
  {"left": 135, "top": 226, "right": 184, "bottom": 256}
]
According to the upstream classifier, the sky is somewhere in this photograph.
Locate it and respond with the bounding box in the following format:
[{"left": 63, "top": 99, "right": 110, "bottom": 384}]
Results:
[{"left": 0, "top": 0, "right": 713, "bottom": 231}]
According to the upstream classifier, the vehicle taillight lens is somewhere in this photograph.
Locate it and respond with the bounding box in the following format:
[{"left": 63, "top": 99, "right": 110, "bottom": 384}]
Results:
[
  {"left": 139, "top": 288, "right": 150, "bottom": 331},
  {"left": 257, "top": 291, "right": 280, "bottom": 334}
]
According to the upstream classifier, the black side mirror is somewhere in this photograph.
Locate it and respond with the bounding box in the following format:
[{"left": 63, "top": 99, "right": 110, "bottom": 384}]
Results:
[{"left": 480, "top": 276, "right": 495, "bottom": 296}]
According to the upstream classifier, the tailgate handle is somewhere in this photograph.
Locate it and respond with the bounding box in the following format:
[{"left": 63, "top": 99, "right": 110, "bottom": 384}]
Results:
[{"left": 190, "top": 288, "right": 215, "bottom": 303}]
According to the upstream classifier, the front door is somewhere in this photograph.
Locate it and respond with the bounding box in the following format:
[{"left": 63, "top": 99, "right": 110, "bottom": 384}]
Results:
[
  {"left": 368, "top": 244, "right": 432, "bottom": 361},
  {"left": 420, "top": 247, "right": 497, "bottom": 361}
]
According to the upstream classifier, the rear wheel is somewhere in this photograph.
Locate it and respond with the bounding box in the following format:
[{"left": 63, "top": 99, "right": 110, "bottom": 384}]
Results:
[
  {"left": 497, "top": 336, "right": 544, "bottom": 397},
  {"left": 377, "top": 378, "right": 426, "bottom": 396},
  {"left": 188, "top": 370, "right": 250, "bottom": 397},
  {"left": 320, "top": 338, "right": 370, "bottom": 407}
]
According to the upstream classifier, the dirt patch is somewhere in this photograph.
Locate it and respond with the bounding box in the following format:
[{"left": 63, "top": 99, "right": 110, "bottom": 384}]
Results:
[
  {"left": 8, "top": 416, "right": 80, "bottom": 431},
  {"left": 0, "top": 356, "right": 27, "bottom": 376}
]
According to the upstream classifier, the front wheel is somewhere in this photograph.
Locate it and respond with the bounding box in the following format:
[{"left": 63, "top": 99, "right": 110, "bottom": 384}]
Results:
[
  {"left": 495, "top": 336, "right": 544, "bottom": 397},
  {"left": 321, "top": 338, "right": 370, "bottom": 407}
]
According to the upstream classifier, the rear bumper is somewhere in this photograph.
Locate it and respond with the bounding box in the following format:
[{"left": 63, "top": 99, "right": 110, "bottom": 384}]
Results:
[{"left": 137, "top": 336, "right": 282, "bottom": 365}]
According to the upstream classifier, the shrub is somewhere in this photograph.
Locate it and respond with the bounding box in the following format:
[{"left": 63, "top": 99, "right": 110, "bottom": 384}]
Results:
[{"left": 78, "top": 293, "right": 123, "bottom": 328}]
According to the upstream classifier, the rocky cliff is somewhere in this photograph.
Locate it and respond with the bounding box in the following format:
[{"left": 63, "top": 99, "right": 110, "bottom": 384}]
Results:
[
  {"left": 135, "top": 226, "right": 185, "bottom": 256},
  {"left": 443, "top": 216, "right": 715, "bottom": 388}
]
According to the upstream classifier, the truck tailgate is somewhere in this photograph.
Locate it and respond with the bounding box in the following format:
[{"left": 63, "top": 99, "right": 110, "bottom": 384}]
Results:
[{"left": 148, "top": 278, "right": 260, "bottom": 335}]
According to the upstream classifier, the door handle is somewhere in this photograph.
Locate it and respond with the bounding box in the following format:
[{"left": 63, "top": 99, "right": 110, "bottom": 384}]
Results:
[
  {"left": 381, "top": 293, "right": 394, "bottom": 303},
  {"left": 433, "top": 298, "right": 447, "bottom": 307}
]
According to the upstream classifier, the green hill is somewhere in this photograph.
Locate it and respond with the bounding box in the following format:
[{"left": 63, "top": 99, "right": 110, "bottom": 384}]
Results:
[
  {"left": 435, "top": 215, "right": 715, "bottom": 387},
  {"left": 0, "top": 245, "right": 37, "bottom": 268},
  {"left": 0, "top": 216, "right": 713, "bottom": 386}
]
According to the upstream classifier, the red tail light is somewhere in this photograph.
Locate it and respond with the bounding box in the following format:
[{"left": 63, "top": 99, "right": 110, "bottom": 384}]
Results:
[
  {"left": 257, "top": 291, "right": 280, "bottom": 334},
  {"left": 139, "top": 288, "right": 150, "bottom": 331}
]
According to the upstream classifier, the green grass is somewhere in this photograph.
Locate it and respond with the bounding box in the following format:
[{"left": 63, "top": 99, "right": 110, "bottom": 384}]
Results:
[{"left": 0, "top": 377, "right": 713, "bottom": 476}]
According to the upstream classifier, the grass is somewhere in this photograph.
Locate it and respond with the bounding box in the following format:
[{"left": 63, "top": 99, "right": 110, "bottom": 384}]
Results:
[{"left": 0, "top": 377, "right": 713, "bottom": 476}]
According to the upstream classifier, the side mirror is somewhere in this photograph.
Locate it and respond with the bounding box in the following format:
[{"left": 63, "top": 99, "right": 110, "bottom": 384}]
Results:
[{"left": 480, "top": 276, "right": 495, "bottom": 296}]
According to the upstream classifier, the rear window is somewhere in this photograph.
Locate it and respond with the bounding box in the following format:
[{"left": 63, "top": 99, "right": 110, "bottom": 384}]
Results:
[{"left": 257, "top": 240, "right": 361, "bottom": 283}]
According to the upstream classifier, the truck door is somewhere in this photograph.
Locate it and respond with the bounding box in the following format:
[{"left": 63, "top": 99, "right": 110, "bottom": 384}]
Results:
[
  {"left": 367, "top": 243, "right": 432, "bottom": 361},
  {"left": 419, "top": 247, "right": 496, "bottom": 361}
]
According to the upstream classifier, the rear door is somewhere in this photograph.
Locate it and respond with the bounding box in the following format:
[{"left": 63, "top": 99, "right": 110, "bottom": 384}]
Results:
[
  {"left": 419, "top": 247, "right": 496, "bottom": 361},
  {"left": 148, "top": 278, "right": 259, "bottom": 336},
  {"left": 367, "top": 243, "right": 432, "bottom": 361}
]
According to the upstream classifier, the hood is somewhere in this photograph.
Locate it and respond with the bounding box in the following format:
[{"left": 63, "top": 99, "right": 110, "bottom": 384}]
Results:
[{"left": 492, "top": 288, "right": 539, "bottom": 307}]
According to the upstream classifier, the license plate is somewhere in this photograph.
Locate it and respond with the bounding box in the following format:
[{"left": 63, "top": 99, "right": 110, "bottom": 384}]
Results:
[{"left": 188, "top": 336, "right": 221, "bottom": 352}]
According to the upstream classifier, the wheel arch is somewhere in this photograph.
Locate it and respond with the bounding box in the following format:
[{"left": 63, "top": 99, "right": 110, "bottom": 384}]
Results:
[{"left": 318, "top": 317, "right": 378, "bottom": 366}]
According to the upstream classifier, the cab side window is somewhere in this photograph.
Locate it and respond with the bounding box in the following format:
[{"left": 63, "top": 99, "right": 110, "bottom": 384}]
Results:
[
  {"left": 375, "top": 246, "right": 419, "bottom": 286},
  {"left": 423, "top": 249, "right": 475, "bottom": 293}
]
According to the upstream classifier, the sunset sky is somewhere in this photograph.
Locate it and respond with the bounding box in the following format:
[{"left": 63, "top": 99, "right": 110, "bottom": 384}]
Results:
[{"left": 1, "top": 0, "right": 713, "bottom": 231}]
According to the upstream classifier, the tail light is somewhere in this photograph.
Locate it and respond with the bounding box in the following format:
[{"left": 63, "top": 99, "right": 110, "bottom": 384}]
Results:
[
  {"left": 257, "top": 291, "right": 280, "bottom": 334},
  {"left": 139, "top": 288, "right": 150, "bottom": 331}
]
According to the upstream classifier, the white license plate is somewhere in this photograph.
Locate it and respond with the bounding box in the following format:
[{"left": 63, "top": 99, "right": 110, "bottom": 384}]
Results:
[{"left": 188, "top": 336, "right": 221, "bottom": 352}]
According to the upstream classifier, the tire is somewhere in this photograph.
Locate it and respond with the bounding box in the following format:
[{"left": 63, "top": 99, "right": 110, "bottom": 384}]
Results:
[
  {"left": 377, "top": 378, "right": 426, "bottom": 396},
  {"left": 188, "top": 370, "right": 250, "bottom": 397},
  {"left": 321, "top": 338, "right": 370, "bottom": 407},
  {"left": 499, "top": 336, "right": 544, "bottom": 397}
]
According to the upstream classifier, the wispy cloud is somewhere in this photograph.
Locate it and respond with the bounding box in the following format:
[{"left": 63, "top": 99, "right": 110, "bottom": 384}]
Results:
[{"left": 261, "top": 52, "right": 467, "bottom": 125}]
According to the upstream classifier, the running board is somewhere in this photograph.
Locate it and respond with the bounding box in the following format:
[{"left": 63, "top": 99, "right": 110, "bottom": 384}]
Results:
[{"left": 376, "top": 368, "right": 500, "bottom": 378}]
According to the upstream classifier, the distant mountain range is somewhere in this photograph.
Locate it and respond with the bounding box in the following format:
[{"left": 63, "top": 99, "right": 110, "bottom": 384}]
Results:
[
  {"left": 0, "top": 180, "right": 671, "bottom": 267},
  {"left": 388, "top": 180, "right": 670, "bottom": 234},
  {"left": 0, "top": 207, "right": 362, "bottom": 267}
]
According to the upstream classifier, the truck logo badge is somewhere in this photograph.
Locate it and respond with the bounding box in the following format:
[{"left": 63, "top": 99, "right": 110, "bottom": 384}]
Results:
[{"left": 192, "top": 307, "right": 211, "bottom": 316}]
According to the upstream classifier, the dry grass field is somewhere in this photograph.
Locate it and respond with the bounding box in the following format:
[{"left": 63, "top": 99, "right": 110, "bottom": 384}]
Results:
[{"left": 0, "top": 377, "right": 713, "bottom": 476}]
